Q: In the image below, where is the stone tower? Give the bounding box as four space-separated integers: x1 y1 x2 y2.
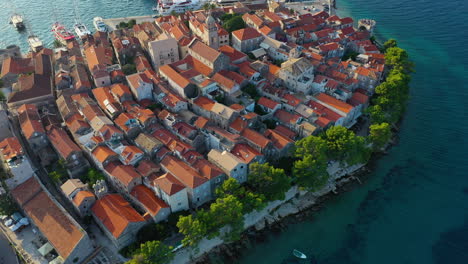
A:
205 13 219 49
93 179 109 199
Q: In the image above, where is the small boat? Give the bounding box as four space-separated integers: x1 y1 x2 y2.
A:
293 249 307 259
28 35 43 52
52 22 75 45
93 17 107 32
10 14 25 29
74 22 91 38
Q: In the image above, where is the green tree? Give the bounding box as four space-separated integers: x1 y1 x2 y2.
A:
0 195 18 215
209 195 244 241
122 64 137 75
367 104 387 124
0 91 5 101
81 168 105 187
248 163 290 201
49 159 67 183
369 122 392 151
322 126 370 165
293 155 328 190
223 16 245 33
177 214 207 247
383 39 398 51
216 178 265 214
127 241 174 264
295 136 327 158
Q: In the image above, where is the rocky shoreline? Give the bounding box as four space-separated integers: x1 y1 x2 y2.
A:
192 164 374 264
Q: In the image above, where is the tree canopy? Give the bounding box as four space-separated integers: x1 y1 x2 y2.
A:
126 241 174 264
383 39 398 51
247 162 290 201
322 126 370 165
216 178 265 214
293 154 329 190
0 194 18 215
223 15 245 33
369 122 392 150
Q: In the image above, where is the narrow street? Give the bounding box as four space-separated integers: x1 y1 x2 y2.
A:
0 230 18 264
7 114 83 225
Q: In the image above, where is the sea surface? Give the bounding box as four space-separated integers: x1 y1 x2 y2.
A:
1 0 467 264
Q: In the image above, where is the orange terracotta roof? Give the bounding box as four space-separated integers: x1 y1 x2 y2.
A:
72 190 95 207
258 97 279 110
241 128 271 149
193 96 215 111
47 127 81 159
91 194 145 238
159 64 190 88
136 160 160 177
232 27 262 41
219 45 247 62
105 162 142 187
92 146 117 163
11 177 85 259
131 185 168 216
212 72 237 91
0 137 23 160
265 129 293 150
161 155 207 188
194 116 209 129
153 172 185 195
110 83 132 98
192 158 223 180
188 39 221 64
315 93 353 113
231 143 262 164
120 145 144 164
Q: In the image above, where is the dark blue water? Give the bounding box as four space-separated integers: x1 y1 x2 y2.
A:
239 0 468 263
1 0 467 264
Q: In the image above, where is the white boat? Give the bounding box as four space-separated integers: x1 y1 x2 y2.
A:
93 17 107 32
10 14 25 29
293 249 307 259
74 22 91 38
156 0 203 15
27 35 43 52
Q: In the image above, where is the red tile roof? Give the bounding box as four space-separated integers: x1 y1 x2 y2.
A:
241 128 271 149
131 185 169 216
315 93 353 113
72 190 95 207
219 45 247 62
265 129 293 150
17 104 45 139
0 137 23 160
92 146 117 163
11 177 85 259
258 97 280 110
92 194 145 238
232 27 262 41
47 127 81 159
153 172 185 195
193 96 215 111
105 162 142 188
192 158 224 180
161 155 207 188
231 143 262 164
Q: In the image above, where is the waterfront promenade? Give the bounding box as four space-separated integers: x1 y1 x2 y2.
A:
103 15 155 31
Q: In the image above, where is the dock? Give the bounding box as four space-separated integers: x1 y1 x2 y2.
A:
103 15 155 31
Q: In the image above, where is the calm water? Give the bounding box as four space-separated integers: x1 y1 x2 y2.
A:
1 0 467 264
239 0 468 264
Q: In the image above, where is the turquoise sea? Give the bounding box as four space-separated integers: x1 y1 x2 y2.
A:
1 0 467 264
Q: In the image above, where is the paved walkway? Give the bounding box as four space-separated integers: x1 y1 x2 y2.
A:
103 16 155 31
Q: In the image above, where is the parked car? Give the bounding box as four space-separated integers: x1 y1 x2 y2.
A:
4 218 13 227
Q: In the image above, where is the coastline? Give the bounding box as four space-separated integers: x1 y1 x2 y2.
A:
169 161 373 264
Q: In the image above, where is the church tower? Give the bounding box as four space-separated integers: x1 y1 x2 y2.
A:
205 13 219 49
